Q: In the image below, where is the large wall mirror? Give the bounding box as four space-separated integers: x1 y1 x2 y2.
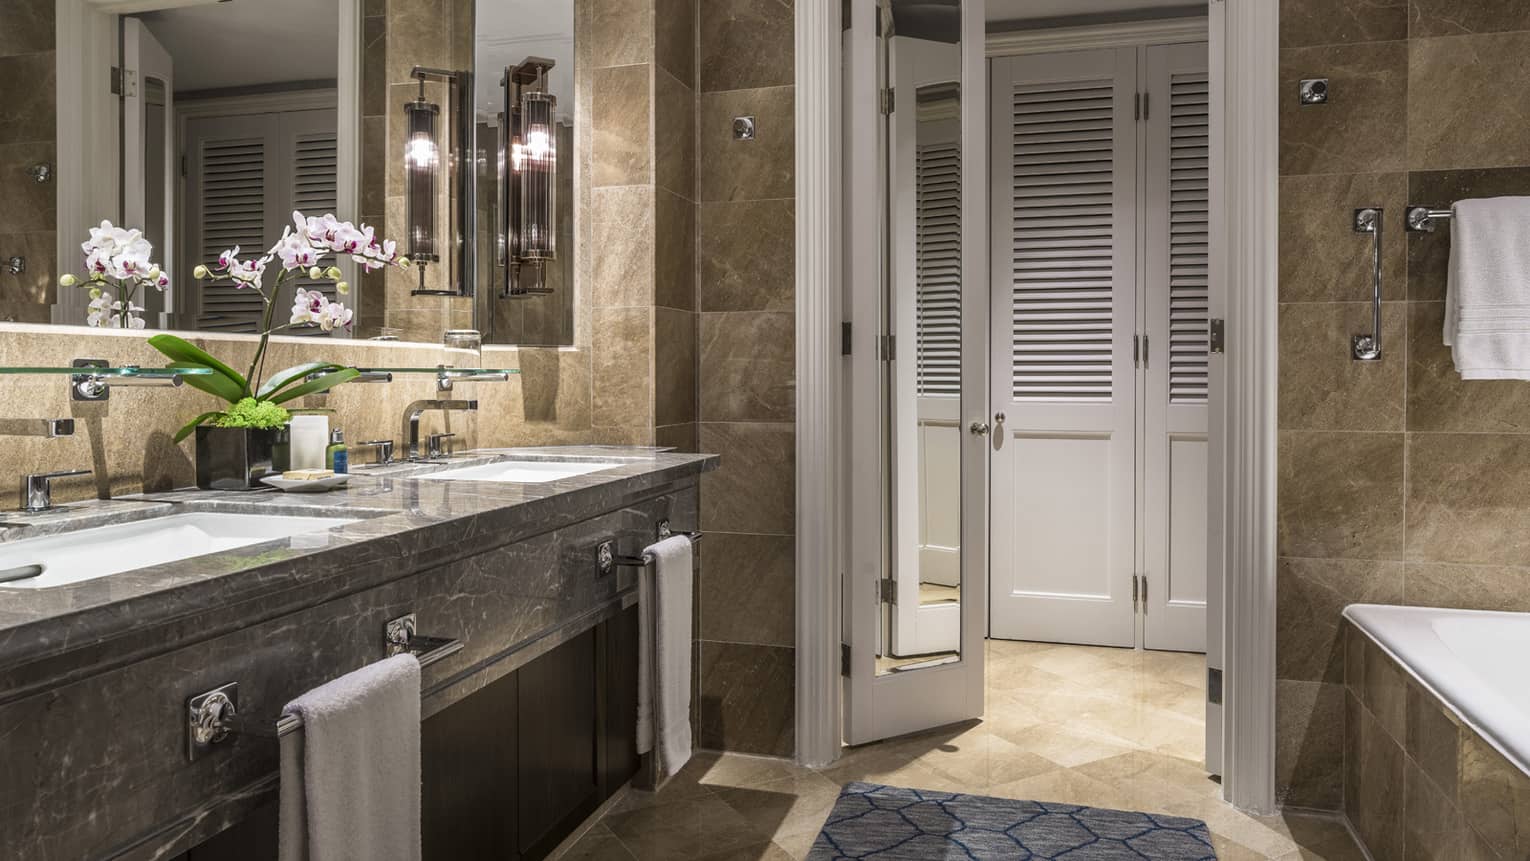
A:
0 0 575 348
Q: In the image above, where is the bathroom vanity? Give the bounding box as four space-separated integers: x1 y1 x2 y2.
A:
0 448 716 860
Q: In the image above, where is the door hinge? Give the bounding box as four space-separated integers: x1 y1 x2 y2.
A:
842 321 853 356
110 66 123 96
841 642 851 676
878 334 896 362
878 578 898 605
112 67 137 98
1209 318 1226 354
880 87 895 115
1207 667 1223 705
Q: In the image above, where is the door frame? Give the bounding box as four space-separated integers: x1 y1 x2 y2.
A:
794 0 1279 812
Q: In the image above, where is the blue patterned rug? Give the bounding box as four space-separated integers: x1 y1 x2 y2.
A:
807 782 1217 860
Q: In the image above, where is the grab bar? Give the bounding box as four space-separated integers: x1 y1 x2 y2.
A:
1352 207 1384 361
185 613 460 760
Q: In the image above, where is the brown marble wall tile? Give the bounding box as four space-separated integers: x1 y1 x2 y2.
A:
1278 431 1405 559
586 0 654 68
1404 562 1530 611
385 0 451 84
699 86 795 202
699 422 795 534
590 185 656 307
697 199 795 312
1458 729 1530 859
1407 301 1530 432
656 421 698 452
653 0 696 86
592 306 655 429
0 53 53 145
362 13 387 117
0 231 55 306
1279 173 1408 302
655 66 697 199
0 0 53 56
1410 0 1530 38
1346 689 1408 860
1277 558 1403 683
699 0 793 93
655 187 696 311
1279 303 1406 431
592 64 653 187
1360 633 1408 740
0 142 55 234
1277 680 1346 808
1279 0 1408 47
1279 42 1408 176
1407 682 1461 803
1407 758 1469 861
697 641 794 757
1409 32 1530 170
699 312 795 423
654 306 696 427
699 532 794 647
1406 433 1530 565
1407 167 1530 301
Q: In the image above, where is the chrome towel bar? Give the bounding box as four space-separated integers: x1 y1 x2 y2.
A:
184 613 460 760
1406 205 1452 233
596 519 702 576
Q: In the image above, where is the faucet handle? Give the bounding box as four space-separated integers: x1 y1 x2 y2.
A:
426 433 457 460
356 440 395 466
21 469 92 513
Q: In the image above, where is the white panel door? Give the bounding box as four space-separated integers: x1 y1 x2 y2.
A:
989 48 1138 647
1142 42 1210 652
122 17 174 326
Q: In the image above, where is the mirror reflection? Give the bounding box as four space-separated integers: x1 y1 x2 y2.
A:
878 0 964 675
0 0 575 347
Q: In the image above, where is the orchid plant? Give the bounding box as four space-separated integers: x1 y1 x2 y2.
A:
60 221 171 329
62 211 411 441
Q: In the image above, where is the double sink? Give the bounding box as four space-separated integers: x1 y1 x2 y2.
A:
0 452 632 590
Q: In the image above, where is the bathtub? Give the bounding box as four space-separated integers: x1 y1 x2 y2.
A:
1343 603 1530 776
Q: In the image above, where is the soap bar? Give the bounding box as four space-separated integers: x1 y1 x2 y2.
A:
281 469 335 481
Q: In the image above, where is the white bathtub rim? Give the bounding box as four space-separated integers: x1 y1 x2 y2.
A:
1342 603 1530 779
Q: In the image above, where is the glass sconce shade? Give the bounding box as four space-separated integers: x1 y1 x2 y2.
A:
404 98 441 262
518 91 557 262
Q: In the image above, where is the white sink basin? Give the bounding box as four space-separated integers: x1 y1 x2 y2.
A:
418 459 618 484
0 512 358 589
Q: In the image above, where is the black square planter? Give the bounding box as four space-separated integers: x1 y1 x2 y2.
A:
195 426 290 490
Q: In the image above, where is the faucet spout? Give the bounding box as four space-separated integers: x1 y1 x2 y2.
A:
401 399 477 460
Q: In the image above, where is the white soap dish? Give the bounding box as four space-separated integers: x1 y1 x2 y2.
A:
259 474 351 493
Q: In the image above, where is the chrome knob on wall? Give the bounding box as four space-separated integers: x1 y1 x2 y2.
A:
6 256 24 276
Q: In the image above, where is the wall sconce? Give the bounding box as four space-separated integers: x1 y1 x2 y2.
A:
405 66 476 297
498 58 558 298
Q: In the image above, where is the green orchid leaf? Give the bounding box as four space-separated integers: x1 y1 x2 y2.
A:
173 411 226 443
267 368 359 404
147 334 250 396
168 361 247 404
257 362 345 400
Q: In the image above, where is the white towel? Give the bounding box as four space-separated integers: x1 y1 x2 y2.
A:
1444 196 1530 379
278 653 422 861
636 535 694 782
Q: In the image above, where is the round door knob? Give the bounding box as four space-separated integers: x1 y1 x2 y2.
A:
969 421 991 436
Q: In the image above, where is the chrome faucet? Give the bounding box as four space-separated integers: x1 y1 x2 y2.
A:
401 399 477 461
0 418 75 438
22 469 92 513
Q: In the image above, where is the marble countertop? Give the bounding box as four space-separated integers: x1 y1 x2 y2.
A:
0 446 717 691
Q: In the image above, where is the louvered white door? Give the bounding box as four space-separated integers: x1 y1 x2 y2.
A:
182 108 339 332
988 48 1138 647
1141 43 1210 652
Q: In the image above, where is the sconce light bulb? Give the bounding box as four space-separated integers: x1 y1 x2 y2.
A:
526 129 552 162
406 135 438 169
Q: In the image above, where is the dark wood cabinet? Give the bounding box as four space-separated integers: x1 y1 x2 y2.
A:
178 610 641 861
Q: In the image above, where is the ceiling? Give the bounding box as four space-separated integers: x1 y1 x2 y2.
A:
138 0 338 93
474 0 573 125
987 0 1203 24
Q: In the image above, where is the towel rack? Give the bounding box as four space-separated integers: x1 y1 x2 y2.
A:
184 613 461 760
1406 205 1452 233
596 518 702 576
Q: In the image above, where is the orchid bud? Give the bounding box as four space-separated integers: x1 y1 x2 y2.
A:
398 256 412 269
326 266 343 280
59 274 78 287
335 281 350 295
193 264 210 279
89 287 102 299
308 266 323 280
147 266 161 281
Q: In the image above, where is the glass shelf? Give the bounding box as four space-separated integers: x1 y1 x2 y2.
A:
354 367 521 375
0 366 214 376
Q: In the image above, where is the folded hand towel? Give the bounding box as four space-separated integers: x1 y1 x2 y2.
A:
1445 197 1530 379
636 535 694 782
278 653 422 861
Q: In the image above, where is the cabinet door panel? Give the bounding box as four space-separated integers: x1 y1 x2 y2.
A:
422 670 519 860
518 629 600 856
600 606 642 793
